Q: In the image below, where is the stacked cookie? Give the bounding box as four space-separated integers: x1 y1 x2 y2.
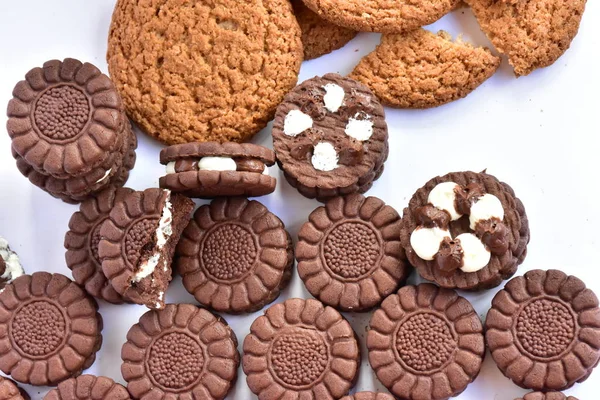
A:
6 58 136 204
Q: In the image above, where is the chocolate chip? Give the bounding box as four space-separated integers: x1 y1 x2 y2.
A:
475 218 509 255
415 204 451 229
436 237 464 274
290 143 314 161
234 158 265 174
455 182 486 215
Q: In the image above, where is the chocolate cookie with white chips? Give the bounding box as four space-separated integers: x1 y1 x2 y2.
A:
0 237 25 291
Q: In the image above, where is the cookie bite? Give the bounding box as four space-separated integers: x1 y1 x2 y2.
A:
44 375 131 400
399 171 529 291
0 237 25 292
515 393 578 400
272 73 388 201
176 197 293 314
243 298 360 399
159 142 276 198
368 284 485 400
0 376 29 400
486 270 600 391
98 188 195 309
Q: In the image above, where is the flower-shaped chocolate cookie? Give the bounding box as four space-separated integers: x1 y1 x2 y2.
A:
44 375 131 400
515 392 578 400
341 392 395 400
0 376 29 400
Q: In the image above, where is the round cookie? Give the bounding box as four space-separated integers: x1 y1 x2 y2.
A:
0 272 103 386
0 237 25 292
176 197 294 314
301 0 460 33
6 58 124 179
368 284 485 400
341 392 395 400
486 269 600 391
291 0 357 60
399 171 530 291
0 376 29 400
272 73 389 201
121 304 239 400
297 194 409 312
107 0 303 145
64 186 134 304
44 375 130 400
243 298 360 399
515 393 578 400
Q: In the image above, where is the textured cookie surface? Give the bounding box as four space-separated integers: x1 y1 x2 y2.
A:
0 376 29 400
177 198 293 314
292 0 357 60
107 0 303 145
515 392 578 400
466 0 586 76
350 30 501 108
341 392 395 400
121 304 239 400
297 194 408 311
486 270 600 391
44 375 131 400
0 273 102 386
243 298 360 399
368 284 485 400
302 0 460 33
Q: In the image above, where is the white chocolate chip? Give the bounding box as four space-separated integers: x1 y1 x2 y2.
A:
410 227 451 261
428 182 462 221
456 233 491 272
311 142 338 171
197 157 237 172
345 113 373 141
323 83 345 113
166 161 176 174
284 109 313 136
469 194 504 229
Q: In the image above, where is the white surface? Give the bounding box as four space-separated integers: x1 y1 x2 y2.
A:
1 1 600 399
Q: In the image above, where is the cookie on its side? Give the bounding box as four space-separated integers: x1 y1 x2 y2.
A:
350 29 501 109
0 376 29 400
516 393 578 400
44 375 131 400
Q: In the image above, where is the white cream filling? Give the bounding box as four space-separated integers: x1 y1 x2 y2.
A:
197 157 237 172
428 182 462 221
156 291 165 308
284 109 313 136
311 142 338 171
95 168 112 184
262 165 270 176
345 113 374 141
166 161 177 174
410 227 451 261
323 83 345 113
456 233 491 273
469 193 504 229
0 237 25 289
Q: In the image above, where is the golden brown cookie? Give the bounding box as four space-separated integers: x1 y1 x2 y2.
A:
107 0 303 145
291 0 357 60
301 0 460 33
350 30 501 109
465 0 587 76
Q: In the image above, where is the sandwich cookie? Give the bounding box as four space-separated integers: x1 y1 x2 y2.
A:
44 375 131 400
0 376 29 400
341 392 395 400
515 393 578 400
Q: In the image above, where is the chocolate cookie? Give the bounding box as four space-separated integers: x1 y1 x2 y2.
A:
399 171 529 291
65 186 134 303
515 393 578 400
0 376 29 400
107 0 302 145
0 272 103 386
340 392 395 400
6 58 124 179
291 0 357 60
176 197 293 314
159 142 277 198
466 0 586 76
368 284 485 400
44 375 131 400
486 270 600 391
98 188 195 309
301 0 460 33
0 237 25 292
350 30 501 109
297 194 408 312
243 298 360 399
272 73 388 201
121 304 239 400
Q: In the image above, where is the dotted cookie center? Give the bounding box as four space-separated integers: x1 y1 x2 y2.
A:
11 301 66 357
324 222 381 279
34 85 90 140
148 332 204 389
271 330 329 387
90 221 104 263
125 218 159 266
516 299 575 358
202 224 257 281
396 313 457 372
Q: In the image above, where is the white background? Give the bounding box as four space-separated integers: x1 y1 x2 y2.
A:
1 1 599 399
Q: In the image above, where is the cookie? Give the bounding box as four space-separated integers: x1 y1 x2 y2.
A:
0 237 25 292
341 392 394 400
6 58 124 179
98 188 195 309
515 393 578 400
176 197 293 314
297 194 409 312
65 186 135 304
44 375 130 400
243 298 360 399
0 376 29 400
349 29 501 109
272 73 388 201
301 0 460 33
465 0 586 76
486 269 600 391
107 0 303 145
121 304 239 400
291 0 357 60
368 284 485 400
399 171 529 291
0 272 103 386
159 142 276 198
